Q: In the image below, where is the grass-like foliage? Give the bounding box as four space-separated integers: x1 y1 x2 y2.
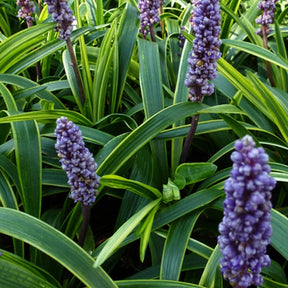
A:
0 0 288 287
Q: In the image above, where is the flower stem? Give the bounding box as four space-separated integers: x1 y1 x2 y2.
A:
179 114 200 164
78 204 91 247
261 25 275 87
179 89 202 164
38 0 42 13
66 38 86 106
150 26 156 42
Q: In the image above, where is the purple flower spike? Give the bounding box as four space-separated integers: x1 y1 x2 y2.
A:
218 135 276 288
43 0 75 40
55 117 100 206
17 0 36 24
255 0 278 35
138 0 163 38
185 0 221 102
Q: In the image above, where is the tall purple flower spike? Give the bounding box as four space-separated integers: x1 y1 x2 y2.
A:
55 117 100 206
17 0 36 24
255 0 278 35
184 0 221 102
43 0 75 39
138 0 163 38
218 135 276 288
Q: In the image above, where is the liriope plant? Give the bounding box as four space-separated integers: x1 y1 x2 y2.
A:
0 0 288 288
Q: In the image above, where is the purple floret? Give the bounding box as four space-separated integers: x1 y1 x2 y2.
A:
17 0 36 24
138 0 163 38
185 0 221 102
43 0 75 39
218 135 276 288
55 117 100 206
255 0 278 35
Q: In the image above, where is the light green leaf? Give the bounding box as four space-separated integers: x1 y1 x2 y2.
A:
174 163 217 189
199 245 222 288
139 203 160 262
100 175 162 199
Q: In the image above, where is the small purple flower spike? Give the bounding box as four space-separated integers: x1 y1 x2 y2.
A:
255 0 278 35
55 117 100 206
138 0 163 38
17 0 36 24
43 0 75 40
177 26 186 56
184 0 221 102
218 135 276 288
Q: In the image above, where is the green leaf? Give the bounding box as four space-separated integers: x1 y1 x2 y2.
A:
222 39 288 71
0 207 117 288
0 74 65 109
138 39 164 118
0 110 93 126
97 102 208 176
0 173 18 209
273 20 288 92
174 163 217 189
220 0 242 42
116 280 205 288
62 48 84 114
6 27 92 75
199 245 222 288
153 188 224 230
117 3 139 105
0 249 62 288
171 31 192 174
139 203 160 262
12 119 42 218
160 210 203 280
0 154 21 202
0 23 55 73
262 277 288 288
219 113 251 139
100 175 162 199
247 72 288 142
94 198 161 268
93 22 116 121
0 83 41 218
0 257 58 288
138 38 168 182
155 230 213 259
75 0 94 117
271 209 288 261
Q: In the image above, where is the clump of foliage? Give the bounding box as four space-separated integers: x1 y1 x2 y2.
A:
0 0 288 288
